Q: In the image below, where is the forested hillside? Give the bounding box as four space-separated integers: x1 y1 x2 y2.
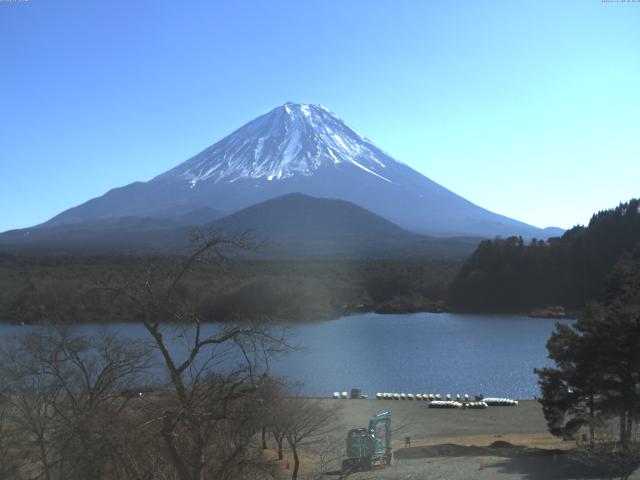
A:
0 255 460 324
447 199 640 312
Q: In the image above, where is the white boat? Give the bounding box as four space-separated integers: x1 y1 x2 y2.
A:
428 400 463 409
465 401 488 409
483 397 518 406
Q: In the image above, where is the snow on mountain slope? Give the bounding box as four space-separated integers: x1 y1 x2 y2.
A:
37 102 560 239
157 103 393 185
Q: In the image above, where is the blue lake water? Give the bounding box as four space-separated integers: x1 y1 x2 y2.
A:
0 312 568 399
274 312 567 399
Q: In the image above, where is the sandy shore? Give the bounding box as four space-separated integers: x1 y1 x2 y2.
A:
272 399 640 479
327 398 562 448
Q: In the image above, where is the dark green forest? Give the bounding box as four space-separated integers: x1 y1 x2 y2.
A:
0 255 459 324
3 199 639 323
448 199 640 313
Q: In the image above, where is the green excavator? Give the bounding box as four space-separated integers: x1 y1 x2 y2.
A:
341 411 392 472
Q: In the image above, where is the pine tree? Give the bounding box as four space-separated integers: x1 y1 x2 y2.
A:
536 246 640 447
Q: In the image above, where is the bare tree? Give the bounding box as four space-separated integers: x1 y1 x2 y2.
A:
280 395 341 480
311 434 346 478
0 328 153 480
105 231 291 480
0 342 58 480
0 231 292 480
0 403 23 480
269 411 288 462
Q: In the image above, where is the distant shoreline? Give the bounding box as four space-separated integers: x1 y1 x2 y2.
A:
2 308 578 326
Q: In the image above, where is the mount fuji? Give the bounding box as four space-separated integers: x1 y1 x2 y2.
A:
21 103 560 240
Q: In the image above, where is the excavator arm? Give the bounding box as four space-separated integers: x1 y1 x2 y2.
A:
343 411 392 473
368 411 392 460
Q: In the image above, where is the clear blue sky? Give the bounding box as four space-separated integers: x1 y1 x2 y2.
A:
1 0 638 232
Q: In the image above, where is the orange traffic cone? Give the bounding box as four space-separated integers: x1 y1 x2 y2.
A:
479 458 485 470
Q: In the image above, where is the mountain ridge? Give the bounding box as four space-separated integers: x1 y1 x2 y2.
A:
212 192 412 240
0 193 481 259
26 103 561 239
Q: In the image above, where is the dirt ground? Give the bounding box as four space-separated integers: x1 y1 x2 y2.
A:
273 399 640 480
328 399 561 448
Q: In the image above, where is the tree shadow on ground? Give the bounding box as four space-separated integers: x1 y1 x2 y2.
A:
396 442 640 480
486 451 638 480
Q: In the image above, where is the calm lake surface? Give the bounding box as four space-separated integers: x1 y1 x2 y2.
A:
274 312 567 399
0 312 568 399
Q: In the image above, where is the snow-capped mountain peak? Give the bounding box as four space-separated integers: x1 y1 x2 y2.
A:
36 102 557 239
158 103 395 186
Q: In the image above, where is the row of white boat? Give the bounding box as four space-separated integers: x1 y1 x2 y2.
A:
481 397 519 406
331 392 518 407
374 393 473 401
428 400 488 409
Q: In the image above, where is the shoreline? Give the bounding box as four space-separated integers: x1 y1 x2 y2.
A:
4 307 578 326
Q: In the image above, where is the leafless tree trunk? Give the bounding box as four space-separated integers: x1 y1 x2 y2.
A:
276 434 285 461
0 328 153 480
280 395 341 480
261 426 267 450
0 231 292 480
0 406 23 480
105 231 291 480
